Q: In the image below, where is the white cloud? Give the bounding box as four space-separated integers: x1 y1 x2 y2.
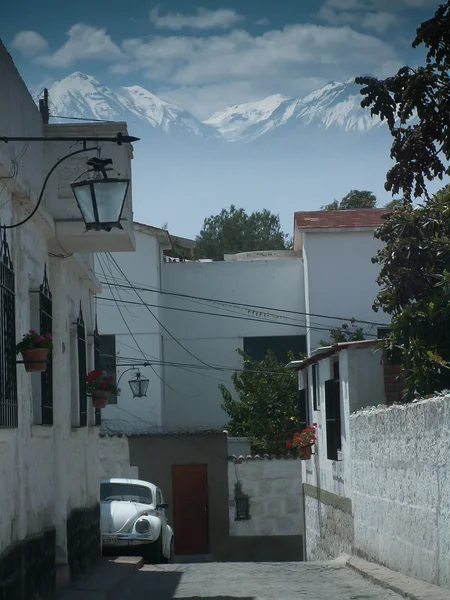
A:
149 7 244 30
361 11 399 34
11 31 49 58
36 24 124 68
255 18 271 26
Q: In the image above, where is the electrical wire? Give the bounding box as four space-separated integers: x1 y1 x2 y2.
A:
98 255 208 396
94 273 389 329
96 295 379 339
106 253 215 368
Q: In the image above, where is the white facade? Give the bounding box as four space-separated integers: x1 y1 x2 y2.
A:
300 228 386 352
96 224 171 434
97 244 305 433
0 41 135 588
228 458 303 537
291 342 385 560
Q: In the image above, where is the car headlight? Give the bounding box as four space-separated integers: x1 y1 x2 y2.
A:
135 518 150 534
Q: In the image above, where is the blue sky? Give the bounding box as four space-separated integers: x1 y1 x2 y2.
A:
2 0 438 119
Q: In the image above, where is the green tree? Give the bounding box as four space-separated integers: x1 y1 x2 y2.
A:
356 2 450 200
195 205 289 261
220 349 302 456
384 198 405 210
372 185 450 396
319 322 365 347
322 190 377 210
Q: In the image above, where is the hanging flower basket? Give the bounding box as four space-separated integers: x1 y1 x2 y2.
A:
298 444 313 460
86 370 121 409
20 348 50 372
286 424 317 461
16 330 53 372
92 390 110 408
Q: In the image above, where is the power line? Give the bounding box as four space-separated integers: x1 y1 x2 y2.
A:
106 253 215 367
95 275 389 329
97 295 379 339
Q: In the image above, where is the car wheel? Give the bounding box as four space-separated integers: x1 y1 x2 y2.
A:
161 539 174 564
143 535 162 564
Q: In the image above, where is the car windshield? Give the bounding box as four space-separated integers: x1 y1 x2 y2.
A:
100 483 153 505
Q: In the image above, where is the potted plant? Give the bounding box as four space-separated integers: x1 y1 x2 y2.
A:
286 424 317 460
16 330 53 372
86 370 120 408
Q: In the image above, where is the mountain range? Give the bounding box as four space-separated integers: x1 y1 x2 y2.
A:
36 72 383 143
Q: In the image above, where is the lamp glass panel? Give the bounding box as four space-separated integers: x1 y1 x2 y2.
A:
93 181 128 224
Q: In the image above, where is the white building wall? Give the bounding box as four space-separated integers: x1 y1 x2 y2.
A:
302 230 386 353
228 459 303 537
300 345 385 560
0 43 127 570
351 396 450 590
96 230 165 433
162 258 305 431
98 435 139 480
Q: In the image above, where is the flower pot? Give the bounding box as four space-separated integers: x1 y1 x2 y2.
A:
298 444 312 460
92 390 110 408
21 348 49 372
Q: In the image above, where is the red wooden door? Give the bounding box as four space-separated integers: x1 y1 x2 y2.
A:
172 464 209 555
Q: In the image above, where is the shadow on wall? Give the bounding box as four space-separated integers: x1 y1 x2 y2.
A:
122 569 254 599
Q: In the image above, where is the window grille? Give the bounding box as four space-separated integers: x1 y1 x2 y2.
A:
325 360 342 460
0 229 17 427
235 497 250 521
39 266 53 425
93 323 101 426
298 388 309 431
77 305 87 427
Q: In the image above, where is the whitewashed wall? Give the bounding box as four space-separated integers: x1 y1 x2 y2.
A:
96 229 165 434
0 44 104 565
162 258 305 431
98 435 139 480
351 396 450 590
300 344 385 560
228 458 303 537
302 230 385 353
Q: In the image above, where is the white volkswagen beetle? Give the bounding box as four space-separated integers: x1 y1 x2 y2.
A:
100 478 174 563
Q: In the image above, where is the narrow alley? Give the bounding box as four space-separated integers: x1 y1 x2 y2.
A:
116 561 403 600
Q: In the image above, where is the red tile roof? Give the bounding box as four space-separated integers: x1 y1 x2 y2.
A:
294 209 388 230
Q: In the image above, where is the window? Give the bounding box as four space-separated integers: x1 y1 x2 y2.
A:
298 387 310 431
0 230 17 428
100 483 153 505
325 357 342 461
97 334 117 405
235 497 250 521
93 324 101 426
243 335 307 364
39 266 53 425
77 305 87 427
312 363 319 410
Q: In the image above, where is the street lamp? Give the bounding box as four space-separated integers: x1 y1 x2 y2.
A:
71 157 130 232
116 366 150 398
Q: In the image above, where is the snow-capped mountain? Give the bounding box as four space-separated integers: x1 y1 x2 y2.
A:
206 79 383 142
35 73 384 143
37 72 217 139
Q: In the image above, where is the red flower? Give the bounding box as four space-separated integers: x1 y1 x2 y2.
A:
37 336 45 343
91 370 102 378
101 380 108 389
313 422 318 427
286 442 292 449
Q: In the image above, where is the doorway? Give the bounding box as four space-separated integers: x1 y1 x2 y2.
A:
172 464 209 555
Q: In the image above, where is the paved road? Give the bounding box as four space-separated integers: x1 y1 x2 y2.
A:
121 561 403 599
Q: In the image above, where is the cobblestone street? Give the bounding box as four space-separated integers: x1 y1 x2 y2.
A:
119 561 404 599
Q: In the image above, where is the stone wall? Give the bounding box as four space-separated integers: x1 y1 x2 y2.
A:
350 396 450 589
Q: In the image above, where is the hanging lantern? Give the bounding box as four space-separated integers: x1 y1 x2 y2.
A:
128 371 149 398
71 157 129 232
